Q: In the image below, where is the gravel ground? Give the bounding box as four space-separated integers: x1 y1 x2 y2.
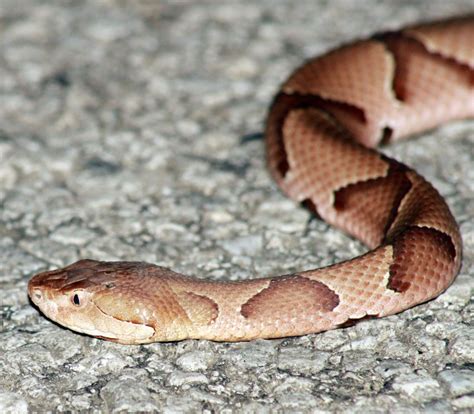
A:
1 1 473 412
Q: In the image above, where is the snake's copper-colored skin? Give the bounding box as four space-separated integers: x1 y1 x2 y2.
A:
29 18 473 344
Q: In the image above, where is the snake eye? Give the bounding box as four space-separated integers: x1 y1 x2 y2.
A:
72 293 81 306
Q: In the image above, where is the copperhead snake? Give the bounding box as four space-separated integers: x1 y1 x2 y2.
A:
28 17 473 344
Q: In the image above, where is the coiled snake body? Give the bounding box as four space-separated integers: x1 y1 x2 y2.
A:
29 18 473 344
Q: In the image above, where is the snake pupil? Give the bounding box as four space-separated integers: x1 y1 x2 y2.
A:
72 294 80 306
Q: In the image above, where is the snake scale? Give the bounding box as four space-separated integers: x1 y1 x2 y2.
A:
28 17 473 344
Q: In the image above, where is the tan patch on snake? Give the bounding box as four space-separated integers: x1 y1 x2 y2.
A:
333 161 412 247
240 276 339 322
404 17 474 67
389 226 456 293
265 93 367 182
177 291 219 326
383 30 474 102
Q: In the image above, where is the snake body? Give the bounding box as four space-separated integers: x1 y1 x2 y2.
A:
28 18 473 344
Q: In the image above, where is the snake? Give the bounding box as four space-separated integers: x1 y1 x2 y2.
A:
28 17 473 344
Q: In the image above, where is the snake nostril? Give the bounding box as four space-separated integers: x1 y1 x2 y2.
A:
32 289 43 302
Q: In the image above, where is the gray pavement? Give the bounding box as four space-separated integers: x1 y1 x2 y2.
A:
1 0 473 412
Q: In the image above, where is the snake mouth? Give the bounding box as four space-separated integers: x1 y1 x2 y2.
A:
95 335 120 342
87 298 156 343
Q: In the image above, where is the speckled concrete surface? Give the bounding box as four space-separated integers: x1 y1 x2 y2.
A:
1 1 473 412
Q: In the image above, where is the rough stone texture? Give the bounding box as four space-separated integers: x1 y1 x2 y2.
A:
1 0 473 412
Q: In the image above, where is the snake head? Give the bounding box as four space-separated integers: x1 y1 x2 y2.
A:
28 259 160 344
